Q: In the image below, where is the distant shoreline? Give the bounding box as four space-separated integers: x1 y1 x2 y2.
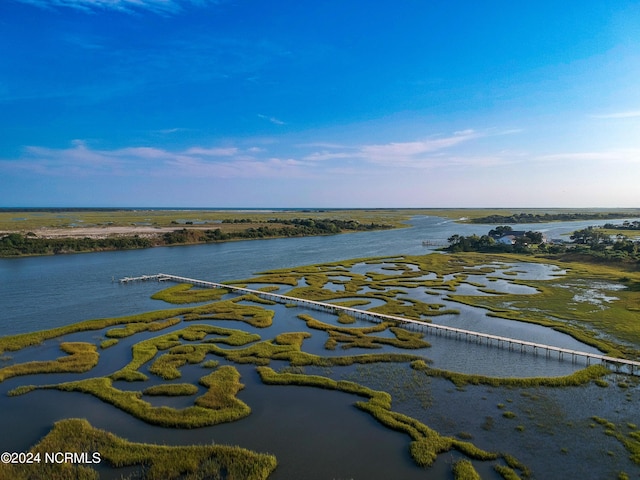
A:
0 219 397 258
3 208 640 258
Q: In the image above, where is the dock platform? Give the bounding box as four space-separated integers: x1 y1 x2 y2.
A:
119 272 640 375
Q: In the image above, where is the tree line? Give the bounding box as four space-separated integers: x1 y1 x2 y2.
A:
0 218 393 256
603 221 640 231
445 225 640 263
0 233 153 256
471 212 632 224
569 227 639 256
446 231 548 254
162 218 392 244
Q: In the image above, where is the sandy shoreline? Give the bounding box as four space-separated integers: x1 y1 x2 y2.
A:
1 226 210 239
0 223 283 240
35 226 181 239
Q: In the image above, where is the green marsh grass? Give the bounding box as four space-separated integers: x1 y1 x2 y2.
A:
0 207 428 232
105 317 181 338
411 360 610 388
592 416 640 464
453 459 481 480
196 366 250 413
47 368 251 428
298 312 429 350
14 327 259 428
191 326 422 367
183 297 275 328
337 312 357 324
150 347 208 380
143 383 199 396
369 297 458 318
7 385 37 396
230 274 300 286
239 293 277 305
111 324 260 381
0 308 193 354
0 342 98 382
151 284 228 304
100 338 119 349
333 299 373 308
297 313 393 334
0 296 271 354
494 464 522 480
0 418 276 480
325 328 430 351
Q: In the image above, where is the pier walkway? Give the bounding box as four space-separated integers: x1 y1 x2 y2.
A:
120 273 640 375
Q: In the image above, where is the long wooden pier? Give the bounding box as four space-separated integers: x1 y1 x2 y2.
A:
120 273 640 375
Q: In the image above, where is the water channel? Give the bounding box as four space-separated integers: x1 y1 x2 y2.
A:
1 215 639 479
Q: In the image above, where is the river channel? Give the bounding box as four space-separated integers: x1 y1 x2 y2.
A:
1 215 640 479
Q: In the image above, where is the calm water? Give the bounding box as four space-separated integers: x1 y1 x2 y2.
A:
3 215 636 335
1 215 639 479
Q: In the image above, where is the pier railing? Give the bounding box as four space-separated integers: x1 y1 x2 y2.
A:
119 273 640 375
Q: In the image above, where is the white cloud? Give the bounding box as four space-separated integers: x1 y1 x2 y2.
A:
257 114 286 126
431 155 511 169
164 154 310 179
298 142 347 149
302 150 359 162
1 140 313 180
296 129 500 174
0 129 508 185
360 130 480 165
14 141 132 176
296 129 527 172
116 147 171 159
154 128 189 135
301 129 482 168
184 147 239 157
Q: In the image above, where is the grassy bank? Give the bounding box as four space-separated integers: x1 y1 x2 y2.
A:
0 418 277 480
411 360 610 388
0 308 194 354
150 284 229 304
41 366 251 429
0 342 98 382
0 297 272 355
297 313 431 350
110 324 260 381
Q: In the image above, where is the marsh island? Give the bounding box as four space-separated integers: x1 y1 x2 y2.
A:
1 244 640 479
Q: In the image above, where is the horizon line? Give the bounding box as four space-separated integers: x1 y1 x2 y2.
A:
1 206 640 211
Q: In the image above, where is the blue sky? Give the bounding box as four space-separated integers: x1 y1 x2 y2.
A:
1 0 639 207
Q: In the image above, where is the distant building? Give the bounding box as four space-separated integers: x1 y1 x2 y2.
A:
497 230 547 245
498 235 518 245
